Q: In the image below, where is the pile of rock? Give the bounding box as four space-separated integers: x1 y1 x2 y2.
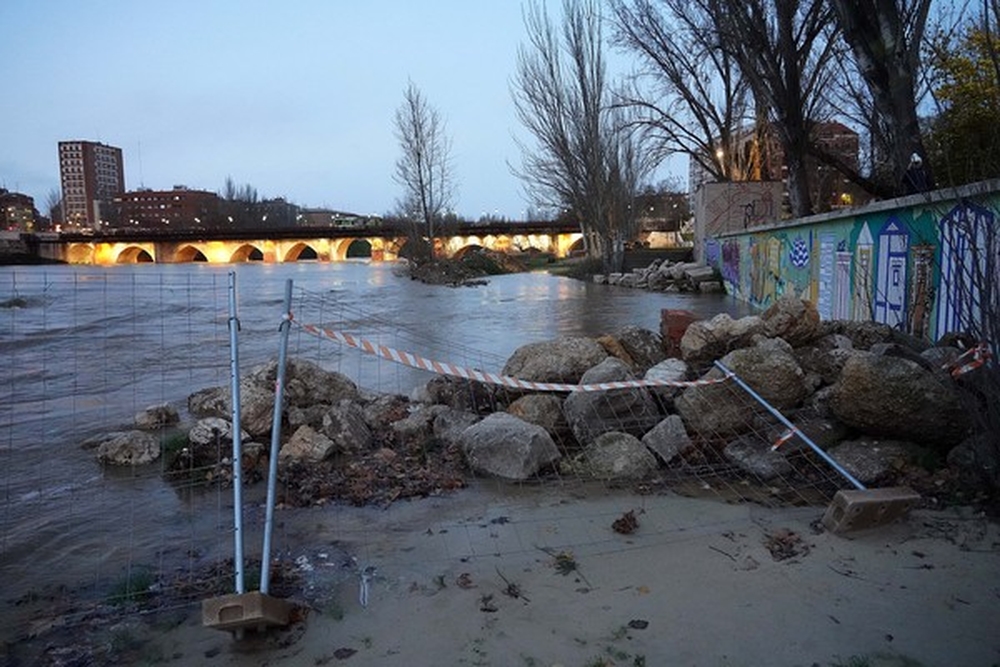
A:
91 293 997 507
593 258 724 293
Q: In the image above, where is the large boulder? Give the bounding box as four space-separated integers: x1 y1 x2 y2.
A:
947 433 1000 496
184 379 275 437
828 352 971 447
188 417 249 447
760 294 822 347
827 438 918 486
641 415 694 465
793 335 858 386
134 403 180 430
459 412 561 480
279 425 338 464
94 430 161 466
249 357 359 407
572 431 658 480
643 357 690 410
430 405 482 446
723 436 793 481
563 357 661 446
321 400 373 454
609 326 666 373
506 394 572 448
820 320 929 353
502 337 608 384
424 375 496 413
680 313 764 365
675 340 807 437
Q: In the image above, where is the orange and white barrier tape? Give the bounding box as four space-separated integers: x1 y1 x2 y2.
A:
944 342 992 378
297 322 732 392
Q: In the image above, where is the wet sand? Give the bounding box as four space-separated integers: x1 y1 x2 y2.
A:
145 484 1000 667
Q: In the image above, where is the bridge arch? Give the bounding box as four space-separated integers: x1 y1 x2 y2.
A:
174 244 210 262
115 246 154 263
282 242 319 262
66 243 95 264
230 244 265 262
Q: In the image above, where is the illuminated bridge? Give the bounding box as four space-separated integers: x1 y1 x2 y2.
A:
29 221 586 265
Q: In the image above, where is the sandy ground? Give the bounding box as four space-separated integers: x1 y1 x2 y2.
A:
142 484 999 667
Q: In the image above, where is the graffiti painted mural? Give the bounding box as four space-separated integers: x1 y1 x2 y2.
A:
703 180 999 341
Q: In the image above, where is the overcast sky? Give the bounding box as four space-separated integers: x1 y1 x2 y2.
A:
1 1 684 221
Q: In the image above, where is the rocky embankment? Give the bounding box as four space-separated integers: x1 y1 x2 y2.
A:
86 294 998 511
594 257 725 293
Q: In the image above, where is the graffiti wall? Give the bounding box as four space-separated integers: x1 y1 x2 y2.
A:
706 180 1000 341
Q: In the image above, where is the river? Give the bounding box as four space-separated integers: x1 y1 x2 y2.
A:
0 260 748 644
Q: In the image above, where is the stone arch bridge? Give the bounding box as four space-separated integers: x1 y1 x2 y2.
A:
31 222 585 265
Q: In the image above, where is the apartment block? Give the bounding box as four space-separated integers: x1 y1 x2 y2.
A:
58 140 125 229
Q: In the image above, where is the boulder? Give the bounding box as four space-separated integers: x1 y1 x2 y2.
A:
279 425 338 463
947 433 1000 495
761 294 822 347
188 417 249 447
611 326 666 373
506 394 572 447
362 394 411 430
502 337 608 384
184 380 274 437
821 320 929 353
828 352 971 447
675 341 807 437
723 437 792 481
134 403 180 430
680 313 765 365
574 431 658 480
249 357 359 407
827 438 917 486
96 430 161 466
321 400 373 454
390 405 435 446
187 386 229 419
425 375 496 413
430 405 482 446
643 357 690 409
641 415 694 465
563 358 661 446
793 336 858 386
459 412 561 480
288 404 332 432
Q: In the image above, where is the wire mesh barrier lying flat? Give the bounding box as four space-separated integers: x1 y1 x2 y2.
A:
1 266 849 663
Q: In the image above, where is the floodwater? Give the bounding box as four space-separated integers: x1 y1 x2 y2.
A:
0 260 749 644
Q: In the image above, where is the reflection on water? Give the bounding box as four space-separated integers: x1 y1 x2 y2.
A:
0 261 750 641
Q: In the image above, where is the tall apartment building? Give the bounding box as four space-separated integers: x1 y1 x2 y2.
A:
58 140 125 229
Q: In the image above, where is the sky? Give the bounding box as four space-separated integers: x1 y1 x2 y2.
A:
0 1 684 221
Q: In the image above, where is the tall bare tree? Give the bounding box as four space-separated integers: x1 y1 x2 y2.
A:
512 0 650 273
829 0 935 194
706 0 840 217
610 0 757 183
393 80 456 261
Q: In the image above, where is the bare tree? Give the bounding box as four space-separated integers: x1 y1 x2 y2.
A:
393 80 456 261
829 0 935 194
706 0 840 217
610 0 757 183
45 188 62 227
512 0 651 273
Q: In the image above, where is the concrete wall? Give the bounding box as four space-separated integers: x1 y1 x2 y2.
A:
705 179 1000 342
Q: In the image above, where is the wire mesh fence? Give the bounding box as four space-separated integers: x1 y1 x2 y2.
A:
0 265 849 664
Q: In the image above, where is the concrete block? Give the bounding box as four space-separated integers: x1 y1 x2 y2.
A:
202 591 294 633
822 486 921 534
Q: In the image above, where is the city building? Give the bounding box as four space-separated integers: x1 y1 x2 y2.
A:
0 188 38 231
58 140 125 229
115 186 222 229
688 121 871 216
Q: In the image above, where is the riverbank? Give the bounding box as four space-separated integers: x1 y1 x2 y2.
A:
13 485 999 667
